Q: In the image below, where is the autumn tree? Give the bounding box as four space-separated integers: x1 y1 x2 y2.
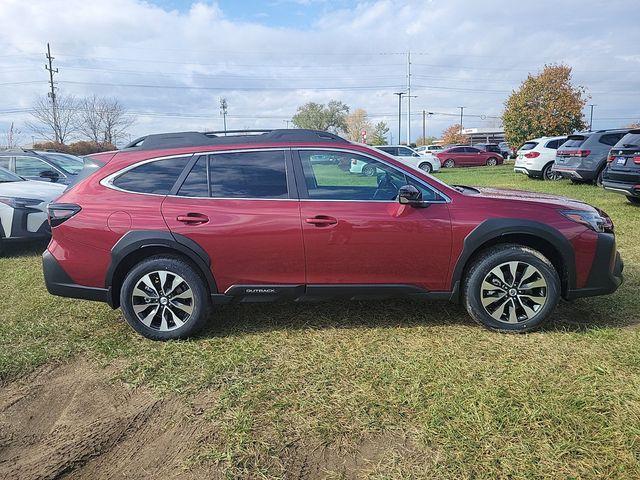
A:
503 64 588 149
370 121 390 145
626 122 640 129
441 124 468 145
345 108 372 142
291 100 349 133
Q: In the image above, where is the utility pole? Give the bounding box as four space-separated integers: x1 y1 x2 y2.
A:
422 110 433 143
406 51 411 145
588 104 596 131
219 98 228 135
45 43 60 143
394 92 405 145
459 106 465 134
283 119 290 128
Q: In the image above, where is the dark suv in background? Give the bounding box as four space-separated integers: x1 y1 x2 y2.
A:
602 129 640 205
552 129 629 185
0 149 84 185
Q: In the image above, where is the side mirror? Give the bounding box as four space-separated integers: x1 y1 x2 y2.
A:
40 170 60 182
398 184 426 207
412 152 420 157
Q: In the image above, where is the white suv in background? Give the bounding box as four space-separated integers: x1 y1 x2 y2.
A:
514 136 567 180
374 145 441 173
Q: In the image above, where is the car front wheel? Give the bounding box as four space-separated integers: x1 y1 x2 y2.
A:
463 244 560 332
486 157 498 166
418 162 432 173
120 255 211 340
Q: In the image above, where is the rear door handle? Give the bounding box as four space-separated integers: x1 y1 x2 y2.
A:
305 215 338 226
177 213 209 225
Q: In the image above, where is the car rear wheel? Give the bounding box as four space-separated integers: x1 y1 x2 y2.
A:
418 162 432 173
542 163 561 181
443 159 455 168
486 157 498 166
120 255 211 340
627 196 640 205
463 244 560 333
362 164 377 177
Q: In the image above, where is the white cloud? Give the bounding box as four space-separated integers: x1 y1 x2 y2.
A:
0 0 639 145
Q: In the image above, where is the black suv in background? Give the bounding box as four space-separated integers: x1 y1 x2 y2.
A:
474 143 503 156
552 129 629 185
602 129 640 205
0 149 84 185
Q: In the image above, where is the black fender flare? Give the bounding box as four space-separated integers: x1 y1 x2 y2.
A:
450 218 576 297
106 230 218 306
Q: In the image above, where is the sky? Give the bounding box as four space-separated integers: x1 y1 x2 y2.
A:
0 0 639 146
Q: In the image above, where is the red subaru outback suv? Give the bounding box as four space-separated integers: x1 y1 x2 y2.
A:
43 130 623 340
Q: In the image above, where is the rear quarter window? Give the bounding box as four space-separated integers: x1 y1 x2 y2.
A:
112 156 190 194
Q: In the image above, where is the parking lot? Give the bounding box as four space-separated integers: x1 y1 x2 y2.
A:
0 164 638 479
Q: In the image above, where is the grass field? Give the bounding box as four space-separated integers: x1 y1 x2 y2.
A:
1 164 639 478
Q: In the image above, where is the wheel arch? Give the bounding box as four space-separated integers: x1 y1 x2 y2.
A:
106 230 217 308
450 219 575 301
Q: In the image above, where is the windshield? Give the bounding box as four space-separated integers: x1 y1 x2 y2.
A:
40 152 84 174
0 166 22 183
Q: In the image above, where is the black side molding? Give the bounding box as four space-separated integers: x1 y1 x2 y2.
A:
449 218 577 300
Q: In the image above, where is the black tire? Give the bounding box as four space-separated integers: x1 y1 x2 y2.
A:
362 164 377 177
627 196 640 205
120 255 211 340
486 157 498 166
542 162 561 181
595 167 605 187
443 159 455 168
418 162 432 173
463 244 560 333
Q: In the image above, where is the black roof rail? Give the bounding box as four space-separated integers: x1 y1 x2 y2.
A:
124 129 349 150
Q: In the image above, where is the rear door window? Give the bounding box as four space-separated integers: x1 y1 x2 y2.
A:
15 156 54 177
112 156 190 194
545 139 562 149
378 146 397 155
396 147 415 156
209 150 288 199
0 156 9 169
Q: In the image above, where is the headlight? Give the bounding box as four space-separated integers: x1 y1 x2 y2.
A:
0 197 43 208
561 209 614 233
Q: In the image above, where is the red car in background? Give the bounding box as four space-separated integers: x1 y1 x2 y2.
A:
436 146 504 168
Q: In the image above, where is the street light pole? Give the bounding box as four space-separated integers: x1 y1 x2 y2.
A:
589 104 596 131
459 106 464 134
394 92 405 144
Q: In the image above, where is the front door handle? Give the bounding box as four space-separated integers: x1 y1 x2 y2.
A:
177 213 209 225
305 215 338 226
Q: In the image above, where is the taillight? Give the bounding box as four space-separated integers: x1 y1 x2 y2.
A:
607 155 615 163
524 151 540 158
634 156 640 165
48 203 81 227
560 149 591 157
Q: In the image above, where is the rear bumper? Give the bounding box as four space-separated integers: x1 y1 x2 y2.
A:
565 233 623 300
514 166 542 177
42 249 111 304
551 165 596 181
602 180 640 198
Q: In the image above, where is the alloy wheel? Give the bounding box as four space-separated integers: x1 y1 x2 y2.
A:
419 162 432 173
131 270 194 331
444 159 455 168
480 261 548 324
487 158 497 166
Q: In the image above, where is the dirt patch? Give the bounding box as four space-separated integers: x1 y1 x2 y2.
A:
0 361 424 479
0 361 216 480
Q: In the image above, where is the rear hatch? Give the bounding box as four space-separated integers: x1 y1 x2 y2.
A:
556 134 589 166
605 130 640 181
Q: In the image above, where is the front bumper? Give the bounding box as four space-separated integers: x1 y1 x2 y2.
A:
565 233 623 300
42 249 111 304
